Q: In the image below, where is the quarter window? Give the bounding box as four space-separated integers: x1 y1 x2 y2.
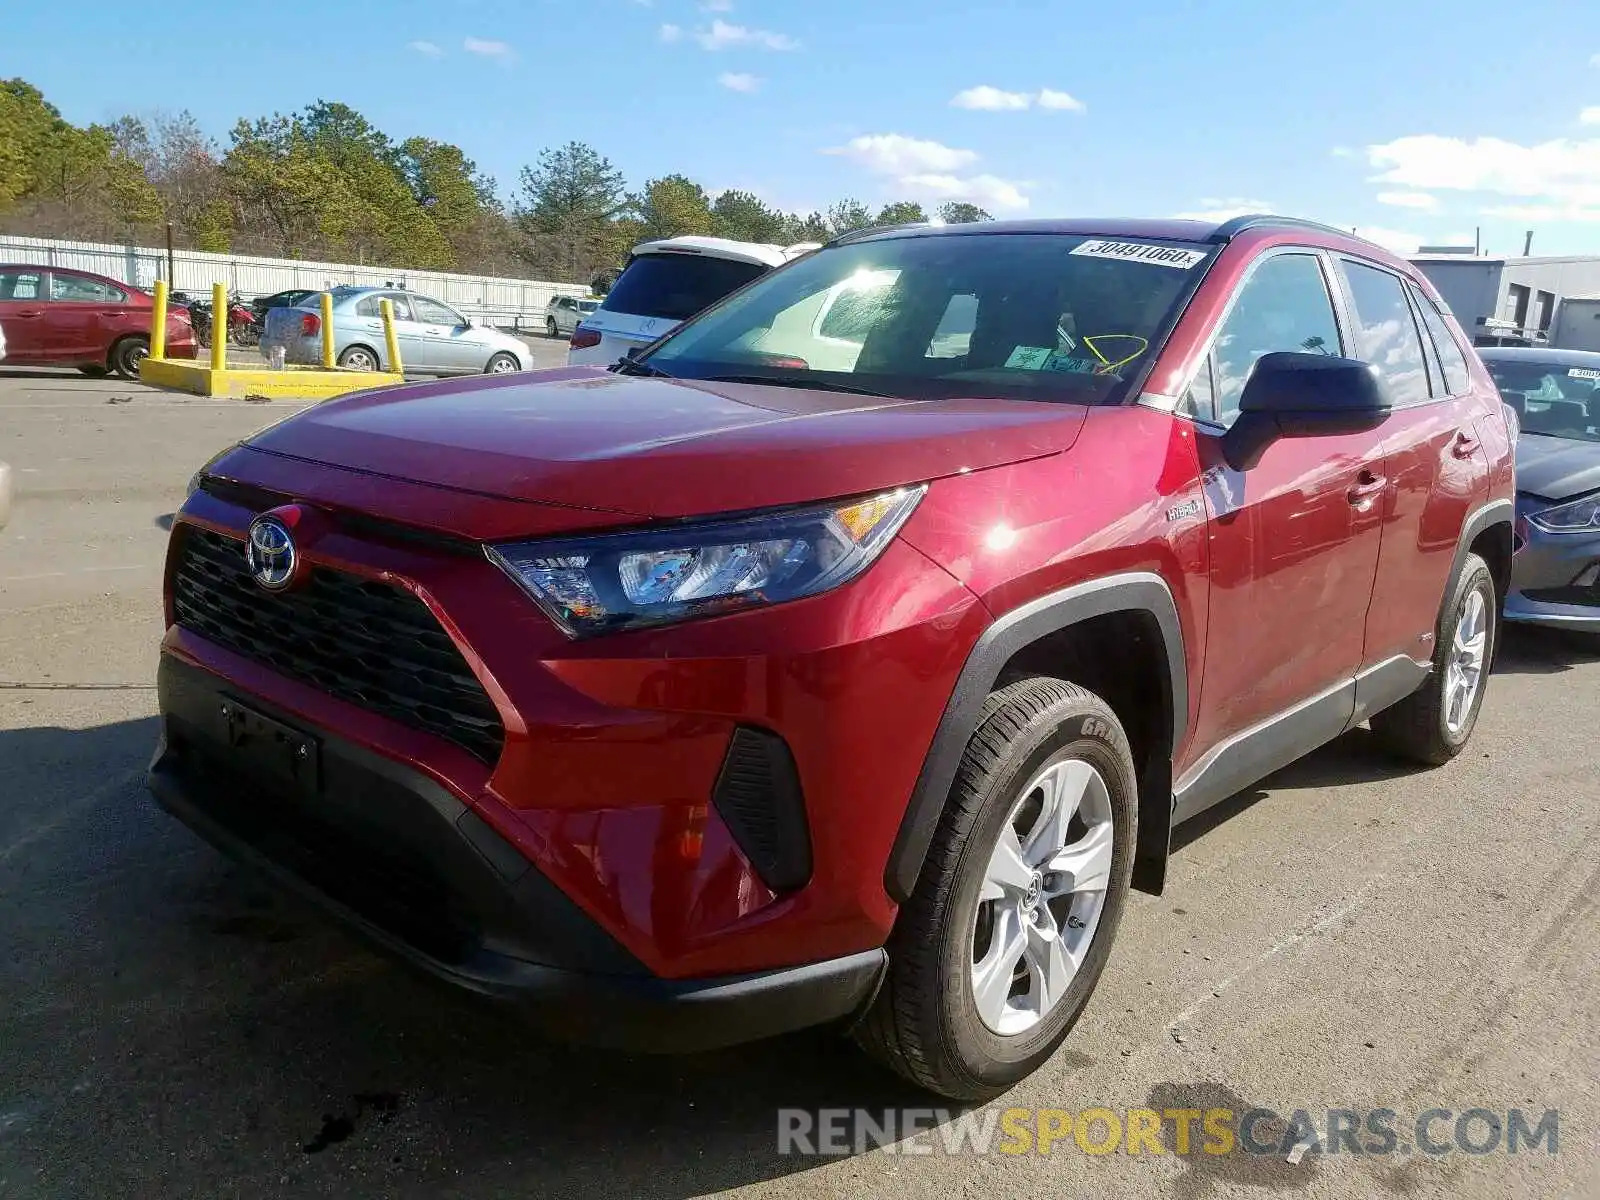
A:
1211 253 1343 424
1339 261 1432 406
1409 284 1471 396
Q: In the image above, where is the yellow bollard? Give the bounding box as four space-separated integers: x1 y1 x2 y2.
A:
210 282 227 372
380 298 403 375
320 291 335 369
150 279 168 361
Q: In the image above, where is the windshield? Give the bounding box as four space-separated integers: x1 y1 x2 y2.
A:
1484 357 1600 443
641 232 1214 404
602 252 770 321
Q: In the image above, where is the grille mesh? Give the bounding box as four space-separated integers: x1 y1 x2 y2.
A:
171 526 505 764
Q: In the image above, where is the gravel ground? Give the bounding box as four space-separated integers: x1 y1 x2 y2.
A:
0 363 1595 1199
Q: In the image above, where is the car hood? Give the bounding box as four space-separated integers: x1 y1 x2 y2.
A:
1516 433 1600 501
241 367 1086 521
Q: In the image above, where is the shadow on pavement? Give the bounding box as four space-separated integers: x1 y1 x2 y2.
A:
1493 623 1600 676
0 716 930 1199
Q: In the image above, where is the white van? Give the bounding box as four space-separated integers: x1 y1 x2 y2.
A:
567 236 819 366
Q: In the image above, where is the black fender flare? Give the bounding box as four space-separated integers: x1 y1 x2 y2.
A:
883 571 1188 903
1449 498 1515 600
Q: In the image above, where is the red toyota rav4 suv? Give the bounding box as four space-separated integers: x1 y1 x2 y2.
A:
151 216 1514 1100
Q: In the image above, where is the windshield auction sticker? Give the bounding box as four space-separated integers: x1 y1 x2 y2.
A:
1070 240 1207 269
1567 367 1600 380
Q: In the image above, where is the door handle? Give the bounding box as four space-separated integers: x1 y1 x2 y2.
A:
15 310 42 318
1347 471 1387 508
1452 432 1480 459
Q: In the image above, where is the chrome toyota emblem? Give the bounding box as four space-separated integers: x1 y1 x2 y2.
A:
245 514 296 591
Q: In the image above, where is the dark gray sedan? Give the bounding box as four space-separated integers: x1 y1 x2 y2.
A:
1481 347 1600 636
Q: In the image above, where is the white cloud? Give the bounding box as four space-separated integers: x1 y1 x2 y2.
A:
826 133 978 175
1582 107 1600 125
949 86 1085 112
1592 52 1600 66
659 22 682 41
1366 133 1600 222
407 40 442 56
695 19 799 51
903 173 1029 213
463 37 513 59
718 71 760 93
1482 202 1600 223
1036 88 1086 112
1376 190 1440 210
951 86 1032 111
1173 197 1274 222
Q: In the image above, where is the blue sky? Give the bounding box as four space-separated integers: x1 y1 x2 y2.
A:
5 0 1600 256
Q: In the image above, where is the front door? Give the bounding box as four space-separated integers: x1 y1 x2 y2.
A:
44 270 132 363
408 295 478 372
0 268 50 360
1178 250 1389 809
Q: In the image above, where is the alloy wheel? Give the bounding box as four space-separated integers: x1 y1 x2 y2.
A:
1445 587 1488 737
970 753 1115 1036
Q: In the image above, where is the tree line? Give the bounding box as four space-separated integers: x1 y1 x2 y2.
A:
0 79 992 286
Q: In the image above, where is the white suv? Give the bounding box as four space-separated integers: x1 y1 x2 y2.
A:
545 295 600 338
567 236 819 367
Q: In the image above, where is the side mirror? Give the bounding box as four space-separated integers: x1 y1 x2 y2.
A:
1222 352 1391 470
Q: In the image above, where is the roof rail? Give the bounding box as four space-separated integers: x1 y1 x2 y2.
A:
823 221 932 248
1207 214 1359 244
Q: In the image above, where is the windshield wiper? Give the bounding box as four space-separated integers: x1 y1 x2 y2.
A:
610 356 673 378
704 373 893 398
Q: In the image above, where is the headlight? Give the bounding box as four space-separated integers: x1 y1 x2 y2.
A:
488 485 926 636
1527 493 1600 533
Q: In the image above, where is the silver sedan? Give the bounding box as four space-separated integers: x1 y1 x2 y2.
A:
261 286 531 376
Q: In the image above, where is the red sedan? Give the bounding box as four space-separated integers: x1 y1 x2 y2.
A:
0 264 198 379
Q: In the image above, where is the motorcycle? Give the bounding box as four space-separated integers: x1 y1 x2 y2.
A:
182 291 261 348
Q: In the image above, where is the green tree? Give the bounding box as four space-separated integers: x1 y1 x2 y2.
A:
937 201 992 224
0 79 64 209
515 141 631 281
825 198 874 236
633 173 713 241
710 189 787 243
876 200 927 225
782 211 831 243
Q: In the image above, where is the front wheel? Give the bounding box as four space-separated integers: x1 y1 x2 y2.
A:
110 336 149 380
855 677 1136 1101
546 317 559 337
1370 553 1497 764
484 352 520 375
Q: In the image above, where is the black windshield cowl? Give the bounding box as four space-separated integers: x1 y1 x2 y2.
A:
610 357 674 378
703 373 895 399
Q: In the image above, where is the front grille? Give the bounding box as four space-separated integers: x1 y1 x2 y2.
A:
171 526 505 763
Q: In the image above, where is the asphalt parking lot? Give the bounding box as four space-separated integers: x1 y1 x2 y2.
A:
1 361 1596 1200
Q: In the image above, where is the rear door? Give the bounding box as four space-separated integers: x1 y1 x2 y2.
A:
1181 249 1389 792
46 270 132 363
1342 261 1489 675
0 268 50 359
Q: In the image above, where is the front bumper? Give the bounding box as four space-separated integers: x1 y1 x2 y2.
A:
150 654 885 1052
1506 519 1600 635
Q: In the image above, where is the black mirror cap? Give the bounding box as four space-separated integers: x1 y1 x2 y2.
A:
1238 351 1391 417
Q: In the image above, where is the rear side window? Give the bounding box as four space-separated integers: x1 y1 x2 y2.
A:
603 253 769 322
1409 284 1472 396
1338 261 1432 406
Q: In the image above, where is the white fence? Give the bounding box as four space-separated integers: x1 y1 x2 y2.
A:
0 235 587 332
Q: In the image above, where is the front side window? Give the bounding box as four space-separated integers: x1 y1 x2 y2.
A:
0 270 44 301
50 273 126 303
1211 253 1343 424
1340 261 1432 406
642 233 1216 405
410 296 461 325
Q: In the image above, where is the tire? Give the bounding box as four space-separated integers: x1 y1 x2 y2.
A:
110 336 149 380
338 345 380 372
1370 552 1496 765
546 317 559 338
78 365 108 378
484 351 520 375
855 677 1137 1101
